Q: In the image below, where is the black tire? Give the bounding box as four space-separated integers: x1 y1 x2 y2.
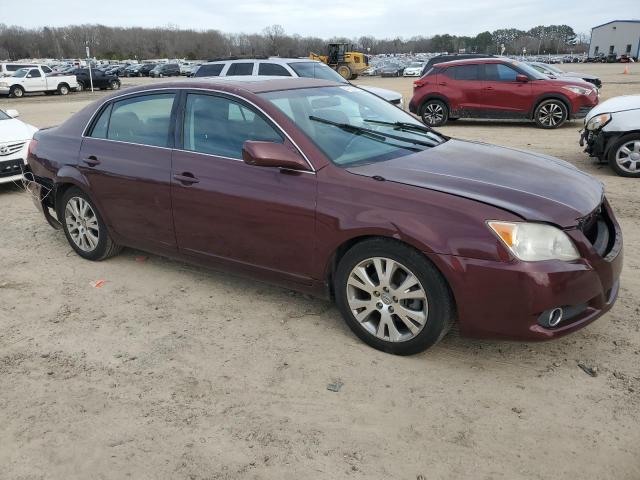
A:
337 65 352 80
110 80 120 90
334 238 455 355
533 99 568 129
60 187 122 261
420 99 449 127
10 85 24 98
75 82 84 92
58 84 70 95
608 133 640 178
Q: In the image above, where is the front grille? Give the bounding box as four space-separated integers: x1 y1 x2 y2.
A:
0 159 24 178
580 203 615 257
0 141 26 157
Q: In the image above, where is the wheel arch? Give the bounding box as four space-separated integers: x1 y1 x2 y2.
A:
418 94 450 115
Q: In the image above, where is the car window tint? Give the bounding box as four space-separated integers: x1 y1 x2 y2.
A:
107 93 175 147
196 64 224 77
258 63 291 76
452 64 479 80
89 104 112 139
226 63 254 76
289 62 347 83
183 94 282 159
41 66 52 74
484 64 518 82
29 69 42 78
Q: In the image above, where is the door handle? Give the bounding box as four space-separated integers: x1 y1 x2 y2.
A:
173 172 200 185
438 82 447 86
83 155 100 166
484 86 494 91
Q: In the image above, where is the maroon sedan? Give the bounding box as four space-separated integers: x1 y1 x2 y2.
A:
26 78 622 355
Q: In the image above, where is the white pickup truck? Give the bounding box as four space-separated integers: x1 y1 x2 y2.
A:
0 65 78 98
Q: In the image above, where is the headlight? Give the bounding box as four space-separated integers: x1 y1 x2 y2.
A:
0 81 7 87
562 85 592 95
487 221 580 261
586 113 612 131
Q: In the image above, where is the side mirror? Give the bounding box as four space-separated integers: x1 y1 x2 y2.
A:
26 75 32 78
6 109 19 118
242 141 311 171
516 74 529 82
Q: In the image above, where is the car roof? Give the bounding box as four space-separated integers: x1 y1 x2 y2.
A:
116 77 342 95
435 57 506 67
201 57 322 66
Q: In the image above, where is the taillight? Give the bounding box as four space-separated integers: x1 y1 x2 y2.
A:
27 138 38 158
413 79 426 89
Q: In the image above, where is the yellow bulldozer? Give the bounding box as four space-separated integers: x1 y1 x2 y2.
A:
309 43 369 80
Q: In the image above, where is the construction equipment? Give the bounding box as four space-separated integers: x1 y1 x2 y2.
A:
309 43 368 80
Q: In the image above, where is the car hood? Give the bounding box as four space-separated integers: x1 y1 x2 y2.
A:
0 118 38 141
358 85 402 101
563 71 598 80
347 139 603 227
586 94 640 120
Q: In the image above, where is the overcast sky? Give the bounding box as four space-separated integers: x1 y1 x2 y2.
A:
2 0 637 37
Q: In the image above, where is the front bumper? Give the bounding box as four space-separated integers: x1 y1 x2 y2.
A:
580 128 622 159
428 200 623 341
0 140 29 184
0 86 11 95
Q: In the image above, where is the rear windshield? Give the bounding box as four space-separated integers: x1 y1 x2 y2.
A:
288 62 348 83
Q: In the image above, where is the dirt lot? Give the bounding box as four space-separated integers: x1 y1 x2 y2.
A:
1 63 639 480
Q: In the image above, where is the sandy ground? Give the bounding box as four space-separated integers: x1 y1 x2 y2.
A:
1 63 639 480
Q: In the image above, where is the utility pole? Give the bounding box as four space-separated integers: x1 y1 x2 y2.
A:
85 41 94 92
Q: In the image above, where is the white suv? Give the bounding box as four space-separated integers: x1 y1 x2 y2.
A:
192 58 404 107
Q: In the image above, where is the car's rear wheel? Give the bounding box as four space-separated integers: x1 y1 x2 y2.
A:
110 80 120 90
75 82 84 92
334 238 454 355
420 99 448 127
60 188 122 261
608 133 640 177
534 99 567 129
10 85 24 98
58 84 70 95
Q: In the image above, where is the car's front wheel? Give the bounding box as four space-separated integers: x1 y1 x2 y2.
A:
608 133 640 177
60 188 122 261
334 238 454 355
420 99 448 127
110 80 120 90
534 99 567 128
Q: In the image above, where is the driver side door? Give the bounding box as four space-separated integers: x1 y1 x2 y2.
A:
171 92 318 285
23 68 46 92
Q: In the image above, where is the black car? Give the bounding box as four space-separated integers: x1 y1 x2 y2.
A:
138 64 157 76
149 63 180 78
73 69 121 91
421 54 495 76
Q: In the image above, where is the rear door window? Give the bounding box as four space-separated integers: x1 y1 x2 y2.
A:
451 64 479 80
226 63 254 76
105 93 176 147
258 63 291 76
29 69 42 78
182 93 282 159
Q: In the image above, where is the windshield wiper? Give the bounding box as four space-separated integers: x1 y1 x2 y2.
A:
362 118 442 136
309 115 437 148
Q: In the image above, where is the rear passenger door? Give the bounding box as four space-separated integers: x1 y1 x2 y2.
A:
170 91 317 284
441 64 483 116
79 92 178 250
481 63 532 116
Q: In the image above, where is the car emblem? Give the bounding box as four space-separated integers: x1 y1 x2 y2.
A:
0 145 9 155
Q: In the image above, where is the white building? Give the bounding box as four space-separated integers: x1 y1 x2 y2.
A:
589 20 640 59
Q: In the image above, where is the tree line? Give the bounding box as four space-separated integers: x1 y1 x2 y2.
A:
0 23 587 61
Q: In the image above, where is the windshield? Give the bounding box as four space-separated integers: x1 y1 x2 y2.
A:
543 63 564 74
261 85 446 167
0 110 9 120
12 68 29 78
510 61 548 80
288 62 348 83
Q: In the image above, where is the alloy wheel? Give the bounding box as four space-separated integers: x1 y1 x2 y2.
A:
538 102 564 127
346 257 428 342
64 197 100 252
615 140 640 174
423 103 444 125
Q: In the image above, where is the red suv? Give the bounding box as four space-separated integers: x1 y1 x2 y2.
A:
409 58 599 129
